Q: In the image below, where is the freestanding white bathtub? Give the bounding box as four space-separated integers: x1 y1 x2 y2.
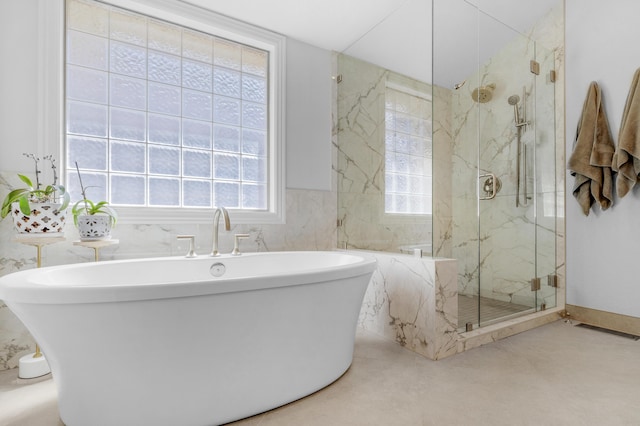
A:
0 251 376 426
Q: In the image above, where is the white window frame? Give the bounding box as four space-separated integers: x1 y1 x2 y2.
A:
42 0 286 224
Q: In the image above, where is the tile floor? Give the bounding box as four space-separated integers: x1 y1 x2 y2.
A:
457 295 534 328
1 320 639 426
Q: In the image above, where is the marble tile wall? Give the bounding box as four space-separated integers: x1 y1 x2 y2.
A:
336 54 435 253
357 250 458 360
0 171 337 370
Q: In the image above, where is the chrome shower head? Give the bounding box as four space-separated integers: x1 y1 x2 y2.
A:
507 94 521 124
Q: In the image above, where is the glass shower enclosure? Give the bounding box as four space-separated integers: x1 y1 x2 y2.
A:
336 0 562 332
433 0 559 330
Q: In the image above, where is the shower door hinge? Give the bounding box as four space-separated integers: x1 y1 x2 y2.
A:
530 60 540 75
550 70 557 83
335 74 343 84
547 274 558 288
530 277 541 291
337 219 343 227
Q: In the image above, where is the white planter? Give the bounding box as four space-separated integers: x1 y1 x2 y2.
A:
77 215 112 241
10 202 66 235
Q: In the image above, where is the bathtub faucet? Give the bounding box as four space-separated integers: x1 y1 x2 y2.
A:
211 207 231 257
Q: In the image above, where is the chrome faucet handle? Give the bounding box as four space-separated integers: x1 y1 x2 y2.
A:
176 235 197 258
231 234 250 256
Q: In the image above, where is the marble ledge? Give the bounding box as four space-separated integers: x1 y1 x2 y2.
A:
354 249 458 361
355 249 565 361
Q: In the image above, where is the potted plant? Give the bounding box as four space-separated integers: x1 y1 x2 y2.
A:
0 154 70 235
72 163 117 241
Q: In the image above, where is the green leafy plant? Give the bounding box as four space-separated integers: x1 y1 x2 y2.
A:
0 154 70 219
71 163 117 227
72 199 118 227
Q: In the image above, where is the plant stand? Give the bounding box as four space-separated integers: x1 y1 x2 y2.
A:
73 239 119 262
12 234 66 379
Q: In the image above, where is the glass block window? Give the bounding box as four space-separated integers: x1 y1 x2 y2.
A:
384 86 432 215
65 0 270 210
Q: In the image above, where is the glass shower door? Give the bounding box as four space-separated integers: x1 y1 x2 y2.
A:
533 42 558 311
435 0 558 330
476 12 538 326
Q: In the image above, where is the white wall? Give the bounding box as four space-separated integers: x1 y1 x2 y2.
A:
566 0 640 317
286 38 332 191
0 1 41 172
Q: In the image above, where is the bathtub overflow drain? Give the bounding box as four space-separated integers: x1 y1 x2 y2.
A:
210 262 226 277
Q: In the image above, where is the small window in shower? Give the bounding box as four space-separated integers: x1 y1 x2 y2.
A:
384 84 432 215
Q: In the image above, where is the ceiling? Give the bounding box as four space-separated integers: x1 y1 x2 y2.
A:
179 0 408 51
179 0 561 88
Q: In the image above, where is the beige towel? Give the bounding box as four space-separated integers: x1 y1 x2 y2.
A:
612 68 640 198
568 81 615 215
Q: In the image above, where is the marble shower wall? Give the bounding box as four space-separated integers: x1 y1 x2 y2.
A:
336 54 444 253
0 171 337 370
448 4 564 308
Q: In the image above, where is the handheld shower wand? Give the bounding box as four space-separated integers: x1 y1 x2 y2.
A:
508 92 529 207
508 94 521 125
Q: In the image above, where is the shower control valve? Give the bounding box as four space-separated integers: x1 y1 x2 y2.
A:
479 173 501 200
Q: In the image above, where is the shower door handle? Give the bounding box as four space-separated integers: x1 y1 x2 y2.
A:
479 173 500 200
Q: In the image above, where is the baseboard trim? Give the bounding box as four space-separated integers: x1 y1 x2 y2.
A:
565 304 640 336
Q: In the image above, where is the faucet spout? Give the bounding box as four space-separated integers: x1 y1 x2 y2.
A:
211 207 231 256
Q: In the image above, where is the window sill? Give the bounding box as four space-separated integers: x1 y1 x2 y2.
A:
114 206 285 225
